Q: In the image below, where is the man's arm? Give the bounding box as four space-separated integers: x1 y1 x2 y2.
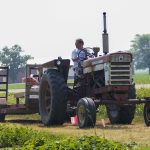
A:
86 49 95 58
72 50 79 62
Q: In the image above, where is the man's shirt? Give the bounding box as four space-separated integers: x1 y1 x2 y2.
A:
71 49 86 68
72 48 94 68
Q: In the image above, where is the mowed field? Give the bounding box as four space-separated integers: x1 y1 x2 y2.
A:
3 114 150 147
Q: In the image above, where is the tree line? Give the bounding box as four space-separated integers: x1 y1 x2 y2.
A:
130 34 150 74
0 45 33 83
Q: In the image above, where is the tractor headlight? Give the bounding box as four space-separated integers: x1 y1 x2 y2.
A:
56 60 61 65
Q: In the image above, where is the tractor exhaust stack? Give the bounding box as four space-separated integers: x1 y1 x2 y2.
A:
102 12 109 55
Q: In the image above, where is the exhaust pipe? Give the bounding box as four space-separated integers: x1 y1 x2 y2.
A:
102 12 109 55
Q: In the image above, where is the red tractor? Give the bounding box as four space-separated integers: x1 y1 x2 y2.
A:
0 12 149 128
38 12 150 128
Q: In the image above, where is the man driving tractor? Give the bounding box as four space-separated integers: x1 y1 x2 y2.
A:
71 38 94 81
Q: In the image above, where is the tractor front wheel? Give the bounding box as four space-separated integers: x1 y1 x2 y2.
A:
77 97 96 128
144 103 150 126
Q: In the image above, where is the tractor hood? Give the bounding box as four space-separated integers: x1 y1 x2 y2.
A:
83 51 133 67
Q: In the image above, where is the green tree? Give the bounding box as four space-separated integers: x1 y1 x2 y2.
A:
130 34 150 74
0 45 33 82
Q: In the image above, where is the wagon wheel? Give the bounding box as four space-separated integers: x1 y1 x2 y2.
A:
0 106 6 122
0 113 5 122
144 103 150 126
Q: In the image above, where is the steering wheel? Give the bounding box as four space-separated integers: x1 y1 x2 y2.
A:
78 47 94 61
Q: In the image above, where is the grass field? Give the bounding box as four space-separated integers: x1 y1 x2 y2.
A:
133 73 150 84
0 83 25 89
3 115 150 149
0 123 138 149
8 83 25 89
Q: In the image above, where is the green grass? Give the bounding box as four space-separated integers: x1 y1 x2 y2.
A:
8 92 25 104
133 73 150 84
136 88 150 98
8 83 25 89
0 83 25 90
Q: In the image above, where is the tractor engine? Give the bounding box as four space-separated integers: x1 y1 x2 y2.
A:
83 52 133 102
82 12 133 103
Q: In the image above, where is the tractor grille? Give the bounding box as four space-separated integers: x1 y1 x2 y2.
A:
110 62 131 85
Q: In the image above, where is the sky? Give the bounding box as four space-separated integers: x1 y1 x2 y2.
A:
0 0 150 64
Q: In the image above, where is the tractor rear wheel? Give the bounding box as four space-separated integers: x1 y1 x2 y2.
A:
39 69 67 126
118 105 136 124
77 97 96 128
144 103 150 126
106 104 136 124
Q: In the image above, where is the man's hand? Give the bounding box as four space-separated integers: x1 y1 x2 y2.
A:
72 57 79 62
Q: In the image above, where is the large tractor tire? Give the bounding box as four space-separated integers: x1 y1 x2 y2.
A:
144 103 150 126
107 84 136 124
39 69 67 126
77 97 96 128
118 105 136 124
